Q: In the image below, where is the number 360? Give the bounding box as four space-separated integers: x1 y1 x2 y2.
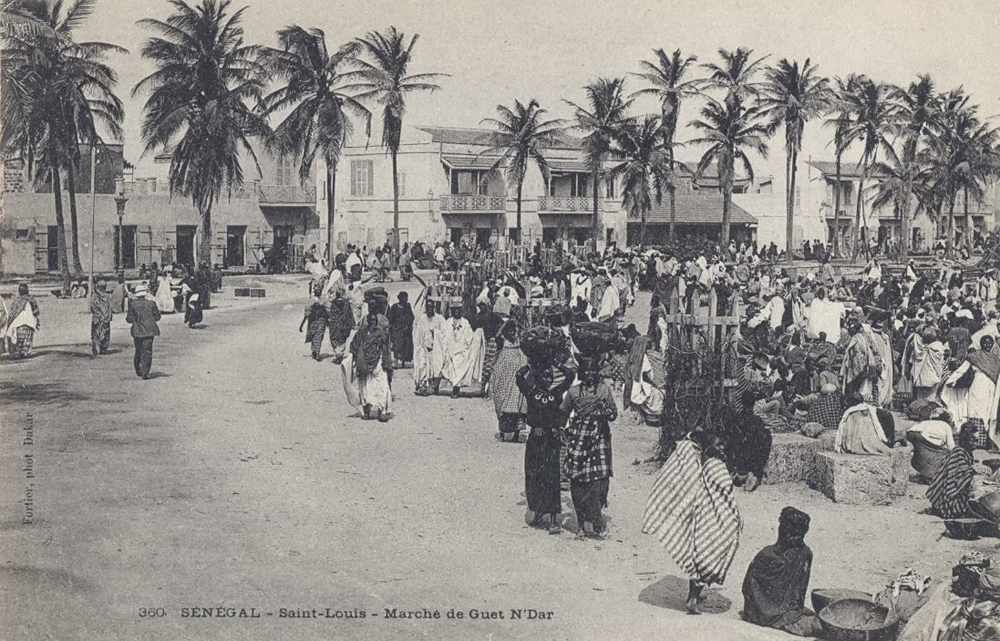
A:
139 608 166 617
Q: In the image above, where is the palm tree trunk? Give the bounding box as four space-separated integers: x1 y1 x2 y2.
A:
964 186 974 254
515 182 523 245
947 192 956 257
721 174 733 247
326 158 337 261
833 153 842 259
391 148 400 254
592 168 600 245
785 148 795 262
667 142 677 243
853 175 865 261
66 161 85 276
900 184 910 260
640 208 648 247
198 201 213 265
51 168 71 294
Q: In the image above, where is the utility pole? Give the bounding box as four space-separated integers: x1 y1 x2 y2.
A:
88 144 97 296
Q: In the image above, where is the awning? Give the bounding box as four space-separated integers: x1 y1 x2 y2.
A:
441 153 501 171
547 158 590 173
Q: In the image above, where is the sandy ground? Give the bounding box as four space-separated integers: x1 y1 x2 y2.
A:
0 274 993 641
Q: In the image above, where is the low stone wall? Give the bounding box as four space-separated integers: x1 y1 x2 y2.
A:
810 446 913 505
763 434 822 484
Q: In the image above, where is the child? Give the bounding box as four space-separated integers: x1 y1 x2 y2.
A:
299 286 330 360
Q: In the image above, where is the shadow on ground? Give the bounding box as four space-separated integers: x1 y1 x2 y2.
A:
639 575 733 614
0 381 92 406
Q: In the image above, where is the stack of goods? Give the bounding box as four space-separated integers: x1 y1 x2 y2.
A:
520 326 569 368
571 321 620 360
364 287 389 316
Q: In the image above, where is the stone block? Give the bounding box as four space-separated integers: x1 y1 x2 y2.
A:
816 430 838 452
811 446 912 505
764 433 821 484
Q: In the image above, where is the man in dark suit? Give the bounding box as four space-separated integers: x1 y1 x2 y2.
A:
126 283 161 380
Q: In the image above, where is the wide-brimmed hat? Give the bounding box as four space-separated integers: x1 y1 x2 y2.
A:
134 283 148 296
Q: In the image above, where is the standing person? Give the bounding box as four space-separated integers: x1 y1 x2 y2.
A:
940 335 1000 450
89 279 113 356
328 288 355 364
413 300 447 395
561 357 617 538
517 358 575 534
184 292 203 328
643 432 743 615
342 310 393 422
126 283 161 380
109 273 128 314
195 262 213 310
154 269 174 312
441 303 484 398
299 285 330 360
742 507 820 637
387 292 415 368
4 284 40 359
841 318 881 404
490 322 528 442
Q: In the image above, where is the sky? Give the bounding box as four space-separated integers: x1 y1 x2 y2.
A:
75 0 1000 181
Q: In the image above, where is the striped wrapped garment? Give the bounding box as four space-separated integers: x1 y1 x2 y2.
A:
642 439 743 586
927 447 975 519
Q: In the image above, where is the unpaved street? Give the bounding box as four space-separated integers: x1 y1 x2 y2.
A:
0 277 990 640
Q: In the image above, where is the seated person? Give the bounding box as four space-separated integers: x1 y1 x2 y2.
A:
803 383 843 431
742 507 821 637
898 553 1000 641
835 392 894 455
929 421 1000 519
71 278 89 298
907 411 956 451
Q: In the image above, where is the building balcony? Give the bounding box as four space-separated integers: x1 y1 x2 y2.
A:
258 184 317 206
440 193 506 214
538 195 592 213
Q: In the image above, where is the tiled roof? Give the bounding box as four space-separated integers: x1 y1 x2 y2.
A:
415 126 583 150
806 160 886 179
640 188 757 225
441 153 502 170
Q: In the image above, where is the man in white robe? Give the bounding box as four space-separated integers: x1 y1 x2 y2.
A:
807 288 844 343
597 282 620 323
441 304 485 397
941 336 1000 449
413 300 447 395
899 328 947 402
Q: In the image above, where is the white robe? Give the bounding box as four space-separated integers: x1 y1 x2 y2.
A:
412 313 447 385
597 285 620 321
441 318 485 388
154 275 174 312
807 298 844 343
940 360 1000 441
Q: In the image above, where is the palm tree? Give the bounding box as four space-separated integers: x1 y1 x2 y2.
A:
868 143 930 253
605 115 671 246
480 99 561 244
823 75 861 258
893 74 939 257
631 48 700 241
134 0 267 266
346 27 445 253
259 26 371 261
564 77 632 243
701 46 768 108
837 76 897 259
760 58 831 259
689 96 771 246
2 0 126 289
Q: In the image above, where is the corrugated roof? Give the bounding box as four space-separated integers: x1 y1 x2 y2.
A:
806 160 885 179
415 126 583 150
441 153 502 170
547 158 590 173
640 189 757 226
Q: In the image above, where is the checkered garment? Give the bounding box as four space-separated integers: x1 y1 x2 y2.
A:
966 417 990 450
564 412 613 483
806 393 844 430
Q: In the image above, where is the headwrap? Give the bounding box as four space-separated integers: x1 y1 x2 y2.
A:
777 506 810 548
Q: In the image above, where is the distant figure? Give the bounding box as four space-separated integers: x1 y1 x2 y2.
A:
300 285 330 360
90 279 113 355
126 283 161 380
109 273 128 314
387 292 414 368
4 284 40 359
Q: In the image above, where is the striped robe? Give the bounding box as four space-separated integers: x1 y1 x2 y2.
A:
642 439 743 586
927 447 975 519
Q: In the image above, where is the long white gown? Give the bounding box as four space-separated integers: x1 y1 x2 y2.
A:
155 275 174 312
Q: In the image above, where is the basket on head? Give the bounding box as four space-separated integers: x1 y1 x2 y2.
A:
571 321 620 358
519 326 567 366
364 287 389 316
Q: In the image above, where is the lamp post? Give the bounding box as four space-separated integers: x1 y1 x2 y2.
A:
115 193 128 272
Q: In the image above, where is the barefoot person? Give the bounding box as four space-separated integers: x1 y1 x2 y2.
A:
489 321 527 442
4 284 40 359
342 310 393 422
126 283 161 380
643 431 742 614
90 279 113 355
387 292 414 368
561 356 616 538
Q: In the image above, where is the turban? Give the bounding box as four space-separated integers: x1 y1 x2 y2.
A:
778 506 811 547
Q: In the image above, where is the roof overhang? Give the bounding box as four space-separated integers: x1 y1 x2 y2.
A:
441 154 501 171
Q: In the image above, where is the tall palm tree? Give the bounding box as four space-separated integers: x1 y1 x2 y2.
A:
822 75 861 258
868 142 930 251
2 0 126 289
605 115 671 246
480 99 561 244
564 77 632 243
259 26 371 260
760 58 831 259
631 48 700 241
689 96 771 246
134 0 267 266
894 74 939 257
346 27 445 253
701 46 768 108
837 76 897 259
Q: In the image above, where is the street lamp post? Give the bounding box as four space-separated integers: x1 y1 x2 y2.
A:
115 193 128 272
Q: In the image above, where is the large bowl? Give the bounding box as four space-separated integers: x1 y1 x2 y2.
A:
818 599 899 641
811 588 872 614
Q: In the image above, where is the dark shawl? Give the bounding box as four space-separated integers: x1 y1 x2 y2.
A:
387 302 415 360
968 349 1000 384
351 323 391 376
742 542 814 628
329 297 355 345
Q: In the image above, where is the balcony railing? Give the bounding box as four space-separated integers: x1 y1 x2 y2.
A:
258 184 317 205
538 195 591 212
440 194 506 213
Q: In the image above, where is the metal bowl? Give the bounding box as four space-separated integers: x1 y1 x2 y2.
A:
811 589 871 614
818 598 899 641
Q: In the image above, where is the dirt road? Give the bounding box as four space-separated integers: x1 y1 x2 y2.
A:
0 277 989 640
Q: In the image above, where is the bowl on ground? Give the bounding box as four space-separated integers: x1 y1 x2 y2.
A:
818 598 899 641
811 589 871 615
